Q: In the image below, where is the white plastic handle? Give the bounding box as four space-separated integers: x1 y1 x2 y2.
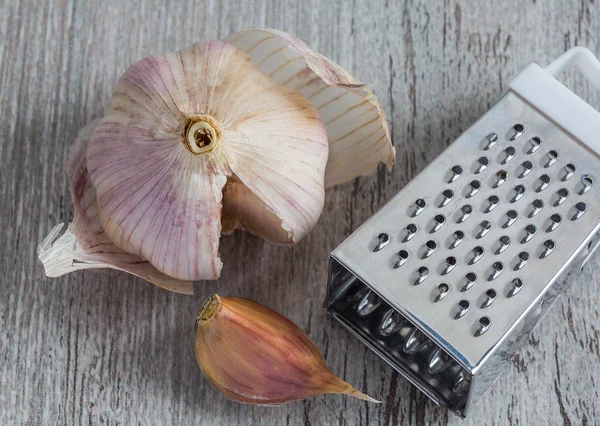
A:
544 46 600 90
508 47 600 156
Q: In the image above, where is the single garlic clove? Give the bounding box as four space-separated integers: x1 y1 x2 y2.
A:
87 41 328 280
225 29 395 188
36 120 194 294
195 295 379 404
220 175 291 242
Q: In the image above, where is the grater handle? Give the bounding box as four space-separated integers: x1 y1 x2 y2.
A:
509 47 600 157
544 47 600 90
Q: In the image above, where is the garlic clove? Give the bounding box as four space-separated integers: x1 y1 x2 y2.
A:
86 41 328 280
195 295 379 404
225 28 395 188
37 120 194 294
220 175 291 243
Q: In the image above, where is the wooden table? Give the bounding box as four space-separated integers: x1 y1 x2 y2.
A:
2 1 599 424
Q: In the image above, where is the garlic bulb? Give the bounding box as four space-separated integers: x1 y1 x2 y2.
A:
37 120 194 294
195 295 379 404
87 40 329 280
39 29 394 287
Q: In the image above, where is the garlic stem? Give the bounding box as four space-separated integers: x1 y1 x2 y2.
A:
184 115 221 154
197 294 221 323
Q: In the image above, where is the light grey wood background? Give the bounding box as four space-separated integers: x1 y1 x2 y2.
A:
2 0 600 424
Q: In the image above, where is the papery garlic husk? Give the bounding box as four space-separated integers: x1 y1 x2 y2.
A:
225 29 395 188
37 120 194 294
87 40 329 281
195 294 379 404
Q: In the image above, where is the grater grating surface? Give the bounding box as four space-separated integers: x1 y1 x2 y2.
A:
324 48 600 417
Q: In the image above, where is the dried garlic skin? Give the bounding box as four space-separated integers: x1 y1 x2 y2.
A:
87 40 328 281
226 28 395 188
37 120 194 294
195 295 379 404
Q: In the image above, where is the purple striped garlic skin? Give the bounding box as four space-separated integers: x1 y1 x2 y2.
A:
86 40 329 281
37 120 194 294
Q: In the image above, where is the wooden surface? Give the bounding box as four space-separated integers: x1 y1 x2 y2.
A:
2 0 600 424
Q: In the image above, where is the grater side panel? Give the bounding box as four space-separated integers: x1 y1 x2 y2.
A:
331 92 600 370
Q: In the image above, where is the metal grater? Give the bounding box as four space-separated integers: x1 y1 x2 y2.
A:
324 47 600 417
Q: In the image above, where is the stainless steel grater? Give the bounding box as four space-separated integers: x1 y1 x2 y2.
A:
324 47 600 417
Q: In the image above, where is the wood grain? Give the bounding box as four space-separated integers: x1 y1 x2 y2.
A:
1 0 599 424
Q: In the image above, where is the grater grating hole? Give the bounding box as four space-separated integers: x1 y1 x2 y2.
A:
528 199 544 218
483 133 498 150
540 239 556 258
507 278 523 298
484 195 500 213
441 256 457 275
553 188 569 207
476 220 492 239
457 204 473 223
378 309 404 336
510 184 526 203
448 165 464 183
572 202 588 220
426 348 454 376
462 272 478 292
536 174 551 192
439 189 454 207
501 146 516 165
509 124 525 141
402 329 430 355
488 261 504 281
547 214 562 232
493 170 508 188
474 157 489 174
579 175 593 195
527 137 541 154
421 240 437 259
475 317 492 337
434 283 450 302
520 224 538 244
469 246 485 265
562 164 576 181
452 370 471 395
466 180 481 198
431 214 447 233
514 251 530 271
480 289 497 308
373 233 390 252
356 291 382 317
454 300 470 319
449 230 465 249
411 198 427 217
394 249 410 269
503 209 519 228
403 224 418 242
495 235 511 254
414 266 430 285
519 161 533 178
545 150 559 168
